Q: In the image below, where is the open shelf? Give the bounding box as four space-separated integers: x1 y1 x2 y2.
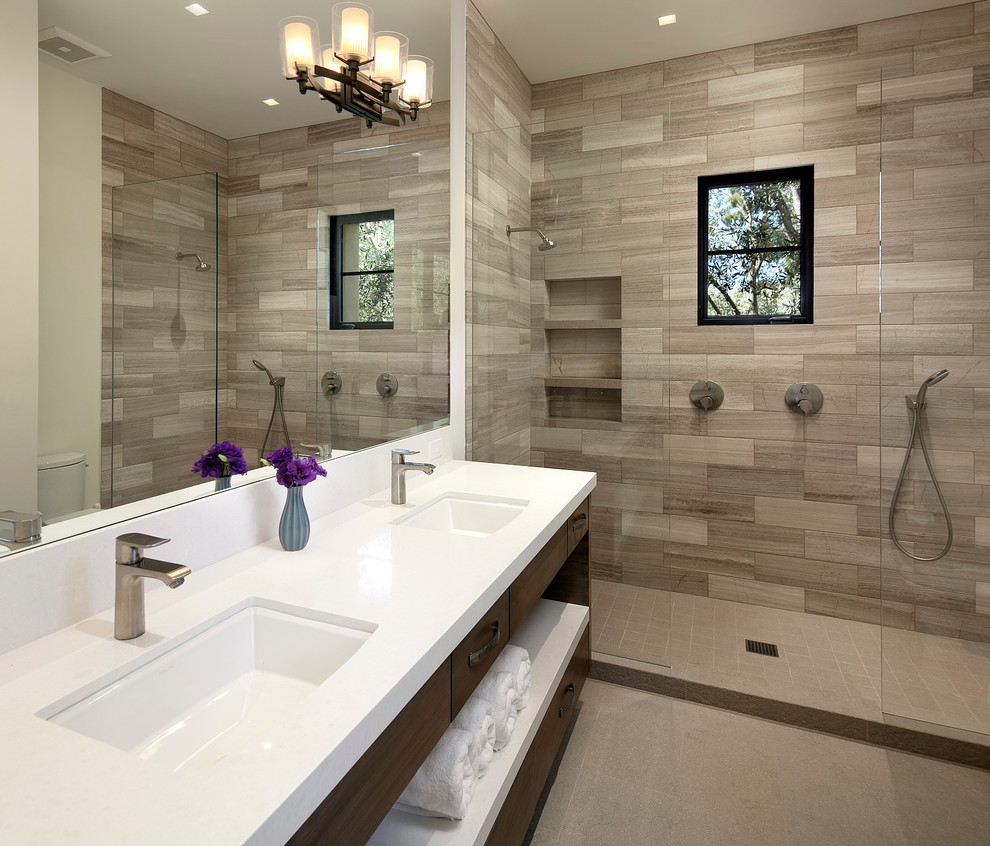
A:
367 601 590 846
543 275 622 425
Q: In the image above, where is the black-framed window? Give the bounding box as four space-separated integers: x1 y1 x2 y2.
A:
698 165 813 325
329 210 395 330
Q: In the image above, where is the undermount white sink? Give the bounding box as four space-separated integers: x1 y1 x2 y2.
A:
39 599 375 772
392 492 529 536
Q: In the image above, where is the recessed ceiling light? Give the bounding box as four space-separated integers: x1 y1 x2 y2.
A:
184 3 210 16
262 98 280 106
657 14 677 26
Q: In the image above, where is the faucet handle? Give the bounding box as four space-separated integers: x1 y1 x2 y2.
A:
116 533 170 565
392 448 418 464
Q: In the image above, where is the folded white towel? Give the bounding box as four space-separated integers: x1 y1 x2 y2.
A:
396 727 477 820
452 695 496 778
474 670 518 750
492 645 532 711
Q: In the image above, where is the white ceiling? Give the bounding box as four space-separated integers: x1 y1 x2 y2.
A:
39 0 966 139
38 0 451 139
472 0 968 85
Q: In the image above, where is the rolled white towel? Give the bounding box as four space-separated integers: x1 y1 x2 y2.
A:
492 645 532 710
474 670 518 750
452 695 496 778
395 727 477 819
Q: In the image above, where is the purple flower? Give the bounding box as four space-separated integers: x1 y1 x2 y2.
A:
264 447 328 488
192 441 249 479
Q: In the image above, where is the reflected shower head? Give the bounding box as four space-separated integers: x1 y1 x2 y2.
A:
253 359 284 387
175 251 211 271
915 369 950 407
506 225 556 251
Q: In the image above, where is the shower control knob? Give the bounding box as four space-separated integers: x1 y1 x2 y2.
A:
690 380 724 412
321 371 342 396
377 373 398 398
785 382 824 415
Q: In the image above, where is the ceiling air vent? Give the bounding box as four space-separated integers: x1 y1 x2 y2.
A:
38 27 110 65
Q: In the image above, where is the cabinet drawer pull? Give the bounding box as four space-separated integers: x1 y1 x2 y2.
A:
571 513 587 532
558 682 576 717
468 621 501 667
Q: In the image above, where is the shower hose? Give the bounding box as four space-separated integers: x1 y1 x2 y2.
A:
260 381 291 461
887 398 953 561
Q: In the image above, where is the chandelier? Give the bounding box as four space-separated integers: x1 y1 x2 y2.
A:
278 3 434 127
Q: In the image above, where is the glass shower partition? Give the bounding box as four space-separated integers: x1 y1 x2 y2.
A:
471 118 672 668
879 77 990 744
109 172 220 506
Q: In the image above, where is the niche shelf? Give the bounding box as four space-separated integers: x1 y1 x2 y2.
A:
543 276 622 424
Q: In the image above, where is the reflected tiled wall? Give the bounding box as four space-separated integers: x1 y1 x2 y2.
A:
101 91 228 506
465 0 533 464
103 90 451 496
226 106 450 460
529 2 990 640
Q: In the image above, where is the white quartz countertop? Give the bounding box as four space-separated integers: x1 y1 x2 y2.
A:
0 460 595 846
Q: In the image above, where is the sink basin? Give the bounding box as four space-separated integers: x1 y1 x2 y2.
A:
392 492 529 536
40 599 375 772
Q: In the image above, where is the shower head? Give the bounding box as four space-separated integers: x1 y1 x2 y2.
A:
915 369 950 407
506 225 556 251
175 251 211 271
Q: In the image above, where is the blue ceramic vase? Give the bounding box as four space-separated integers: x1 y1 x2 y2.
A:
278 485 310 551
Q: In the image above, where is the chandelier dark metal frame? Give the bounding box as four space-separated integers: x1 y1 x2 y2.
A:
287 56 426 128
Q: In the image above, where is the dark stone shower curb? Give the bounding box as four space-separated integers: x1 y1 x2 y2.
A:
591 659 990 772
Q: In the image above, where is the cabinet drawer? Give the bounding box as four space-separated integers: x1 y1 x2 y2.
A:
451 590 510 717
484 625 591 846
566 497 590 556
509 524 566 637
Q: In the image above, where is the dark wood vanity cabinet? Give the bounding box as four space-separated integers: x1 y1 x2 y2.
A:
290 497 591 846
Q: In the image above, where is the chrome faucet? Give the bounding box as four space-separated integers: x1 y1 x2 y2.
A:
391 449 435 505
114 533 191 640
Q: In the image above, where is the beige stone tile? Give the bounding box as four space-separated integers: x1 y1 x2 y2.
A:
754 145 859 177
708 66 804 107
756 495 859 535
708 573 806 612
666 434 755 467
582 116 663 152
664 45 755 86
881 260 974 293
880 67 973 104
914 162 990 199
858 5 973 53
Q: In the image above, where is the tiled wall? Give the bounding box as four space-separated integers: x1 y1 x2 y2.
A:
464 0 534 464
527 2 990 640
226 105 451 460
103 90 450 493
101 90 228 506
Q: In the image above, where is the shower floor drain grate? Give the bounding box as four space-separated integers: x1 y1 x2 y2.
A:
745 639 780 657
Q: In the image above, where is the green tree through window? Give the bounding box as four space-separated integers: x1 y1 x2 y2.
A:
329 210 395 329
698 166 813 325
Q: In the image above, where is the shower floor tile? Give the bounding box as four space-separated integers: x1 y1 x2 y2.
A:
590 580 990 738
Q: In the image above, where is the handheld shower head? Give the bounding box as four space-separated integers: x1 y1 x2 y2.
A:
175 251 211 271
253 359 278 386
914 369 950 407
506 225 556 251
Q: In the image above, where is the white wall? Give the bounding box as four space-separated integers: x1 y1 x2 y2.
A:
0 427 455 655
0 0 40 514
38 61 103 509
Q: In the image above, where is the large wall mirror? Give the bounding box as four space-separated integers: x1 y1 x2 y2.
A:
4 0 450 556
